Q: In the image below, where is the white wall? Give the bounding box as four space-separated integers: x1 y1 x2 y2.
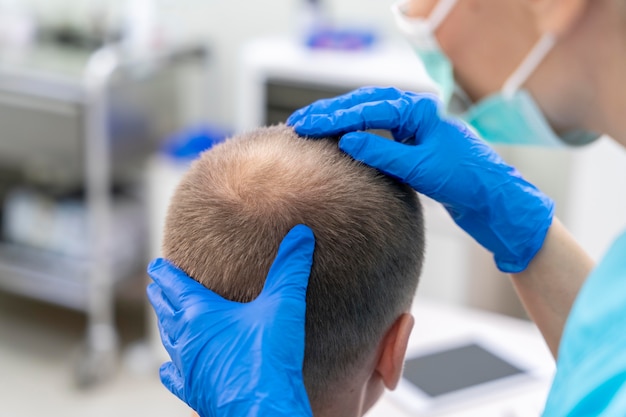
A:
25 0 403 127
566 137 626 260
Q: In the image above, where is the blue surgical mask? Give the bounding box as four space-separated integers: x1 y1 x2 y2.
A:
391 1 599 147
391 0 457 107
463 86 599 146
414 48 454 107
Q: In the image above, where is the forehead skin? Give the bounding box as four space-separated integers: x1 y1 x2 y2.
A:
405 0 540 102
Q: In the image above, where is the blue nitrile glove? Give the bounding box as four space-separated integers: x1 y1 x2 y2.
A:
287 87 554 273
146 225 315 417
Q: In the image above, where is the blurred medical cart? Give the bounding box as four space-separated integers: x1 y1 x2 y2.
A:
0 41 208 386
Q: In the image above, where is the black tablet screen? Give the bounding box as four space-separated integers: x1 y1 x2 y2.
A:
403 343 525 398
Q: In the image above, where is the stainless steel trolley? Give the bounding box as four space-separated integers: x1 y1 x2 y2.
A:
0 42 208 386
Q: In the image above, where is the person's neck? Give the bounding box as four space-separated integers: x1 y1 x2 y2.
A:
311 372 386 417
311 386 366 417
598 40 626 143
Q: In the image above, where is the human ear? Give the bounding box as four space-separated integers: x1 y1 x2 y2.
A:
375 313 415 390
528 0 588 35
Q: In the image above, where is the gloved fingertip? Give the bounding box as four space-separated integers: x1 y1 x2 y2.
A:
146 282 167 309
159 362 185 401
146 258 191 289
261 225 316 297
291 115 337 137
146 282 158 299
147 257 168 273
145 284 177 328
286 224 315 246
338 133 367 156
288 106 317 128
286 112 301 126
282 224 316 263
339 131 360 141
290 119 309 136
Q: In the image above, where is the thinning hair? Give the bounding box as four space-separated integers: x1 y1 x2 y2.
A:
163 125 425 403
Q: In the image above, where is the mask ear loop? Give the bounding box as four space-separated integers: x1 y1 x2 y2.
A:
501 34 556 100
430 0 461 31
391 0 459 46
390 0 465 109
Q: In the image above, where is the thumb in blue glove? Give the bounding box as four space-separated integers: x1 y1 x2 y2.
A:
288 87 554 273
147 224 315 417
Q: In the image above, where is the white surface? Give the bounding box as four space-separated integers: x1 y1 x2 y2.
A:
367 298 554 417
0 292 191 417
493 138 626 265
565 136 626 261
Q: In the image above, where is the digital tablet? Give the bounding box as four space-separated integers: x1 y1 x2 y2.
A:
390 340 536 414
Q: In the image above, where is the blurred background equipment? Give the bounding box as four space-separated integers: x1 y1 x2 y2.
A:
0 0 210 388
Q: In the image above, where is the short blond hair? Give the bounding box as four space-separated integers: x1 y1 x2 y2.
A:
163 125 425 402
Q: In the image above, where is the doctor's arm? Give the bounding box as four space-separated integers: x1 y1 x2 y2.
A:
511 218 593 357
288 86 590 359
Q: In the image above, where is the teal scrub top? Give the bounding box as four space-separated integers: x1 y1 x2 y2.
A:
543 230 626 416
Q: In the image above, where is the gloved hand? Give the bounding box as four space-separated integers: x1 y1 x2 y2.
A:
288 87 554 273
147 225 315 417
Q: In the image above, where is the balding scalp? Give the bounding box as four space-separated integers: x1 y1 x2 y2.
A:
163 124 425 403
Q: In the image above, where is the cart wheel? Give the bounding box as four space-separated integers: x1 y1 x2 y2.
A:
74 323 119 388
74 343 118 388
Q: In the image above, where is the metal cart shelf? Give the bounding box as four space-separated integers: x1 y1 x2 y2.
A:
0 240 139 311
0 42 209 386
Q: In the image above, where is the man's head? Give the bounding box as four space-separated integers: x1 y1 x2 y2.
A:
163 125 425 415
